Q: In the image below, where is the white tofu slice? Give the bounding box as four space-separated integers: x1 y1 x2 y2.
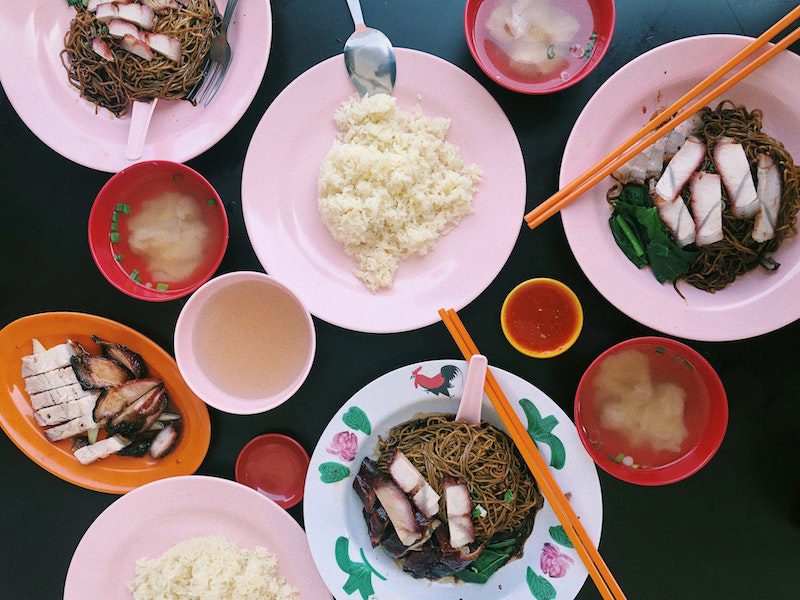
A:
34 396 97 427
44 415 96 442
74 435 130 465
21 342 76 378
29 384 95 410
25 366 80 395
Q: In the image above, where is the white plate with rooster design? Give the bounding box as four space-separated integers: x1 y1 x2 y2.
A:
304 359 603 600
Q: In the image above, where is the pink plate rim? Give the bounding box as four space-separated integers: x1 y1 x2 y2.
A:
560 34 800 341
64 475 331 600
0 0 272 173
241 48 527 334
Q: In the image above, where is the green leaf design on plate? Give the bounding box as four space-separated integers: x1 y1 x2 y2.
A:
548 525 574 548
343 406 371 435
335 536 386 599
527 567 557 600
520 399 566 469
319 462 351 483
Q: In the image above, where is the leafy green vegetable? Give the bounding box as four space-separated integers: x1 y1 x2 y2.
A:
608 183 699 283
457 534 522 584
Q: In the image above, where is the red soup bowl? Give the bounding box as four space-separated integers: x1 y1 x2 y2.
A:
464 0 616 94
575 337 728 486
88 160 229 302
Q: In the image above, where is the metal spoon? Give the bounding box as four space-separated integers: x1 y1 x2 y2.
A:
343 0 396 96
456 355 488 425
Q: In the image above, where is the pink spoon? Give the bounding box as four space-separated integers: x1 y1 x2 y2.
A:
456 354 488 425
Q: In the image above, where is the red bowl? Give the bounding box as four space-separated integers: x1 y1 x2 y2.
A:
574 337 728 486
88 161 229 302
235 434 310 509
464 0 616 94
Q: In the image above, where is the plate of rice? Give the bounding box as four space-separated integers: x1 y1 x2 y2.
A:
64 475 330 600
242 49 526 333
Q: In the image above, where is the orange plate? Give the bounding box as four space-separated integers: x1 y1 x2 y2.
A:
0 312 211 494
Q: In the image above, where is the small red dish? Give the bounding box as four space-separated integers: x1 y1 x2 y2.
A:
464 0 616 94
575 337 728 486
88 160 229 302
235 434 310 509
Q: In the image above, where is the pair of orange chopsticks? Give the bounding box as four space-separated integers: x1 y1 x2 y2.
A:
524 5 800 230
438 308 625 600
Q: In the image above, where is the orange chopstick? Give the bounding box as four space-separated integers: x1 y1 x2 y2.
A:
524 8 800 229
438 308 626 600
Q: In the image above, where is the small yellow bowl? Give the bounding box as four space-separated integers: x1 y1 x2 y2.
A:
500 278 584 359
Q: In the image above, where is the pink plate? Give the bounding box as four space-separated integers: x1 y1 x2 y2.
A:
241 49 526 333
560 35 800 341
0 1 271 173
64 476 331 600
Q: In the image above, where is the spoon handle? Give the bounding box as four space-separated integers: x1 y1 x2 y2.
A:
345 0 365 27
456 354 487 425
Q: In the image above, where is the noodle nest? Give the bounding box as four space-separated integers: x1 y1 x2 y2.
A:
61 1 216 116
377 414 543 544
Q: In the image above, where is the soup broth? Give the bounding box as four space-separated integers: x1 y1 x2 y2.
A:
193 281 311 399
110 171 225 292
579 344 710 468
475 0 597 90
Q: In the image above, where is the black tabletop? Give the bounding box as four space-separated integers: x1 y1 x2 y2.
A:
2 1 800 598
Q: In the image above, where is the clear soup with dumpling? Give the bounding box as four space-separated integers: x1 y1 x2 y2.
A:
578 344 710 469
474 0 597 90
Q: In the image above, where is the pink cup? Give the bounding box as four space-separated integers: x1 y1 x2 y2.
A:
174 272 316 415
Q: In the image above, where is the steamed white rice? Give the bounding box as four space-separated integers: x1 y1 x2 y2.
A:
128 536 298 600
317 93 482 292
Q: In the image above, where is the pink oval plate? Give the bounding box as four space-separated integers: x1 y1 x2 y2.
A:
241 48 526 333
560 35 800 341
236 434 310 509
64 476 331 600
0 1 271 173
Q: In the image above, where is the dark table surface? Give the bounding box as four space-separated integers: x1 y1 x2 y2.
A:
2 1 799 598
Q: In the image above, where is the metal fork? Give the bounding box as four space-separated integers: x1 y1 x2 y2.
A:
196 0 240 106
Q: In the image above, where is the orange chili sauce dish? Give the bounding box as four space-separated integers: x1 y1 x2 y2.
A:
501 278 583 358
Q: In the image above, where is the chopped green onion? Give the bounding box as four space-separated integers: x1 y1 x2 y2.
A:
472 504 487 519
110 232 120 243
156 283 169 292
101 25 109 35
655 346 665 355
116 203 124 211
130 269 140 281
546 44 556 60
503 490 514 503
110 222 118 232
206 198 217 206
111 211 119 222
87 426 99 444
114 253 124 261
613 453 625 463
121 204 131 214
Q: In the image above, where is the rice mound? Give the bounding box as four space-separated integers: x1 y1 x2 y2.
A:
128 536 298 600
317 93 482 292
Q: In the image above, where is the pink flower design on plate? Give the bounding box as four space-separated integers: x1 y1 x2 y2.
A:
540 542 574 578
326 431 358 462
